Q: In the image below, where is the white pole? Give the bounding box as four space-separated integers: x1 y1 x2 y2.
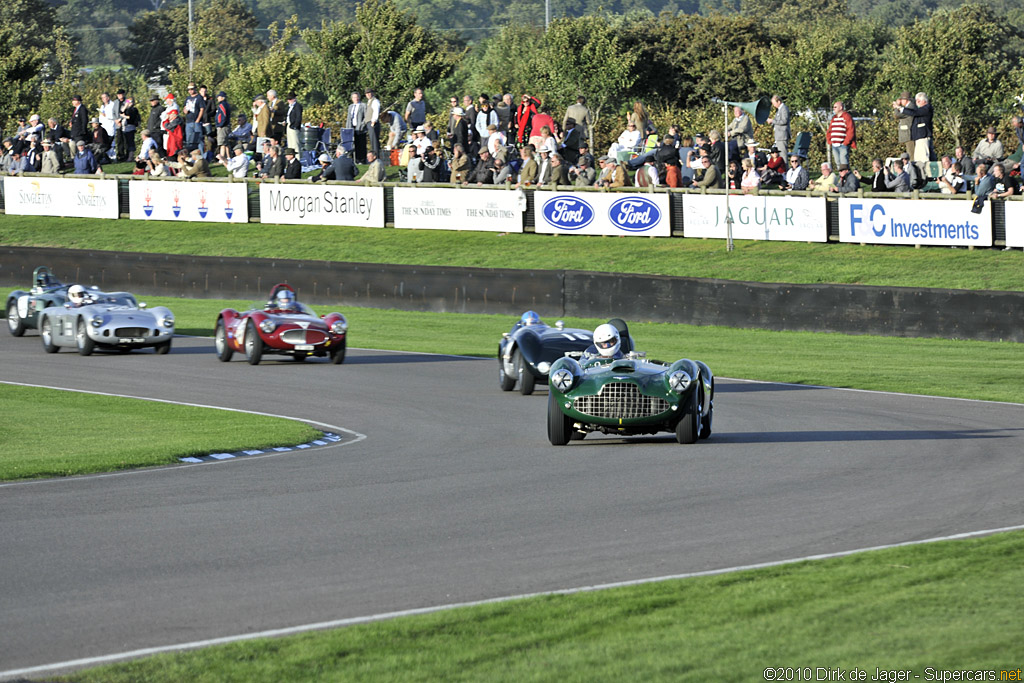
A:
188 0 194 72
545 0 550 30
724 102 733 252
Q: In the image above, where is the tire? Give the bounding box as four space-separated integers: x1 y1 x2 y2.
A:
547 393 573 446
154 339 172 355
7 299 25 337
675 388 699 445
76 317 95 356
514 349 534 395
215 319 233 362
329 338 346 365
40 317 59 353
244 320 263 365
699 391 713 440
498 352 515 391
293 353 308 362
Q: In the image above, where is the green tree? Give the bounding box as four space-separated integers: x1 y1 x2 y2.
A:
38 29 79 127
0 0 59 130
217 17 307 111
878 4 1023 148
466 22 545 98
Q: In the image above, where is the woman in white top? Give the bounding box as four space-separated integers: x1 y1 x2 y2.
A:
741 158 760 193
147 150 168 177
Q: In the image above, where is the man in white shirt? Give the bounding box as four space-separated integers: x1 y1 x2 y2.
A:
364 89 381 160
221 145 252 178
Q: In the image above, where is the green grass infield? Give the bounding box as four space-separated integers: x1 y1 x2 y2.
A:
0 385 321 481
56 529 1024 682
2 214 1022 292
151 296 1024 405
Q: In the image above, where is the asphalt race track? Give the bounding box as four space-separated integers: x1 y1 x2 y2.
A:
1 333 1023 675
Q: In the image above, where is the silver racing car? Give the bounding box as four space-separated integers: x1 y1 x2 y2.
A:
38 285 175 355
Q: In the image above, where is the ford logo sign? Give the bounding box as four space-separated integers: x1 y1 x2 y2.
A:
609 196 662 232
542 196 595 230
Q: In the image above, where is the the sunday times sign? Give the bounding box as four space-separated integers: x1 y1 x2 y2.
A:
839 198 991 247
259 184 384 227
533 191 670 236
683 194 826 242
393 187 523 232
129 181 248 222
4 176 118 219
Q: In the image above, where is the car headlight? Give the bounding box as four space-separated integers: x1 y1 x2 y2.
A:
90 315 103 327
259 319 276 334
669 371 692 393
331 318 347 334
551 368 574 392
537 361 551 374
161 316 175 328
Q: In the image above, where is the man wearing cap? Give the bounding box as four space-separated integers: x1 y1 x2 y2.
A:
41 138 61 174
229 114 252 149
365 89 381 160
347 92 367 163
310 152 333 182
73 140 98 174
88 117 111 161
450 107 470 156
146 94 165 149
252 97 271 148
360 150 386 184
897 151 923 189
467 148 494 185
972 127 1004 164
70 94 89 146
284 93 302 156
183 148 210 178
892 91 915 158
220 145 252 179
282 147 301 179
216 92 234 160
830 164 859 193
569 155 596 187
766 95 790 157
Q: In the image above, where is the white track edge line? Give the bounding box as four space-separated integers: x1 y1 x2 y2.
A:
3 521 1022 680
0 381 367 489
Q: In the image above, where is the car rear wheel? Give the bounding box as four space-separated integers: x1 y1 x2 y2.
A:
215 318 233 362
40 317 59 353
675 388 699 444
329 338 346 364
514 349 534 395
154 339 172 355
244 320 263 365
7 299 25 337
498 354 515 391
547 393 573 446
76 318 95 356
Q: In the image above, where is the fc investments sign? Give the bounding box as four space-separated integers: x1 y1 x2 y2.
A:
838 198 991 247
683 194 826 242
3 177 118 219
259 183 385 227
533 192 670 237
128 181 248 222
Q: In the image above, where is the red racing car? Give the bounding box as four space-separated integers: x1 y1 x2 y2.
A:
215 283 348 365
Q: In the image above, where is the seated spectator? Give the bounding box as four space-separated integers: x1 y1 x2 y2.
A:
570 155 596 187
781 154 808 190
810 162 836 192
73 140 98 174
486 124 507 161
450 143 473 183
282 147 301 179
938 162 964 194
740 158 759 193
217 145 249 178
990 163 1017 198
147 150 169 176
608 161 631 188
608 122 641 158
135 129 158 168
7 150 27 175
549 152 570 186
308 153 332 182
885 159 911 192
953 145 975 175
576 141 595 172
183 148 211 178
536 126 557 156
973 163 993 198
654 135 682 187
423 120 440 144
492 155 511 184
743 139 766 171
898 151 924 189
467 148 494 184
258 145 283 179
412 127 432 156
694 155 721 189
0 139 13 173
23 137 42 172
40 138 60 174
88 118 111 161
419 144 443 182
853 158 887 192
727 159 742 189
707 130 725 173
972 127 1004 163
228 114 252 148
831 164 859 193
763 146 786 184
516 145 538 187
361 150 387 184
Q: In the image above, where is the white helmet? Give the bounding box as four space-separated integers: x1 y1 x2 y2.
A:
68 284 88 306
275 289 296 310
593 323 620 358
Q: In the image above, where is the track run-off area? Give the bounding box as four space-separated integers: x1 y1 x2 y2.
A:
1 333 1022 677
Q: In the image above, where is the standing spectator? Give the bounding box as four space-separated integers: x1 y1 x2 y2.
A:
707 129 725 173
285 92 302 155
113 90 130 160
516 144 538 187
266 90 286 141
475 98 498 155
252 97 271 147
198 85 216 154
450 107 470 155
461 95 478 154
496 93 513 139
40 139 60 174
347 92 367 163
885 159 911 192
531 107 555 146
146 94 164 152
827 101 855 167
70 94 89 146
215 92 233 160
766 94 791 157
559 118 581 165
364 89 381 160
183 84 205 152
385 109 406 150
514 95 540 146
781 154 808 190
893 91 914 158
853 158 888 192
161 107 184 158
120 96 140 161
830 164 859 193
972 127 1004 163
282 147 301 179
73 140 98 174
898 92 933 167
655 135 682 187
404 87 427 130
98 93 118 160
563 96 592 147
627 101 650 135
360 150 386 183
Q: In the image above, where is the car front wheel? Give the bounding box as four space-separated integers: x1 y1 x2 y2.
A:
675 388 699 444
514 349 534 396
7 299 25 337
244 320 263 365
76 318 95 356
215 319 233 362
40 317 59 353
498 354 515 391
547 393 573 446
329 338 346 364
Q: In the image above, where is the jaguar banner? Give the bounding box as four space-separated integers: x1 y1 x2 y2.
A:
128 181 249 222
533 191 671 237
682 194 827 242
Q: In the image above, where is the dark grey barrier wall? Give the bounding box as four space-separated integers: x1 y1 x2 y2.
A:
3 246 1022 342
564 270 1024 342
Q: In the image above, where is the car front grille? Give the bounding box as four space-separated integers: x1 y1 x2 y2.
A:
573 382 670 420
280 329 326 345
115 327 147 337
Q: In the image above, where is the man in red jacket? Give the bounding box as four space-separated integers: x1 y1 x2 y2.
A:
827 101 855 167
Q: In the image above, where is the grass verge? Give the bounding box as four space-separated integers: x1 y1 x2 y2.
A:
149 295 1024 404
55 529 1024 682
2 214 1023 291
0 385 321 481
